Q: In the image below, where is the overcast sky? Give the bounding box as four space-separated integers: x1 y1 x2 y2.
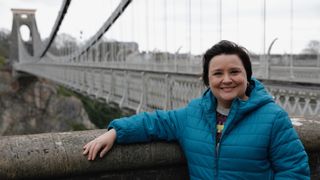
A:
1 0 320 54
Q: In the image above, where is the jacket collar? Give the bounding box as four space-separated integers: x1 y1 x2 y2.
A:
200 78 274 134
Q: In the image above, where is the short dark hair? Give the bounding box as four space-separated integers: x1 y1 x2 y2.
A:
202 40 252 87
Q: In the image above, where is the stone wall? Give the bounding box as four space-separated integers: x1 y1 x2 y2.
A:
0 122 319 179
0 130 188 179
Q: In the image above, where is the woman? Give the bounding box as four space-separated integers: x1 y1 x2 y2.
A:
83 40 310 179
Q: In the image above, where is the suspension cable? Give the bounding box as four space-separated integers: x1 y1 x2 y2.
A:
40 0 72 58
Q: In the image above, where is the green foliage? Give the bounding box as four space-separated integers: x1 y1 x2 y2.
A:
0 29 10 59
0 29 10 69
57 86 129 128
0 56 5 68
79 95 124 128
57 86 75 97
68 122 88 131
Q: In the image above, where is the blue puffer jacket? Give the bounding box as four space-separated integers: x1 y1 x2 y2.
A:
108 78 310 179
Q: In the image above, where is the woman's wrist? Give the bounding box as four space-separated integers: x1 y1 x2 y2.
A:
108 128 117 141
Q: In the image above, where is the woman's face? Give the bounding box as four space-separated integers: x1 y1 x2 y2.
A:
208 54 248 108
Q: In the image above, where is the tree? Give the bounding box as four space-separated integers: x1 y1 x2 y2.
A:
0 29 10 57
0 28 10 66
302 40 320 54
48 33 79 55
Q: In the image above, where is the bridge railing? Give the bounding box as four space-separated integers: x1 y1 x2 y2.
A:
14 61 204 113
268 66 320 83
35 45 320 84
14 60 320 119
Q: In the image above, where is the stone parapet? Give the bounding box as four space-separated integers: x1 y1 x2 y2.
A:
0 129 187 179
0 120 319 179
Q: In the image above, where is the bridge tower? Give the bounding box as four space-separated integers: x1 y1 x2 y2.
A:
10 9 43 65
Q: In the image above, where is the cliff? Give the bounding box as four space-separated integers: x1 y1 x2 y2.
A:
0 69 96 135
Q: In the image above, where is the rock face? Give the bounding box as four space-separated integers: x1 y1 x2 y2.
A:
0 69 96 136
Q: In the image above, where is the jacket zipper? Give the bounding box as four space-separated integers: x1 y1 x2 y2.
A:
216 139 221 178
216 132 225 179
216 142 220 156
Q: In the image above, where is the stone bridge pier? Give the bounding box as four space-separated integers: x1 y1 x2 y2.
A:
0 118 319 179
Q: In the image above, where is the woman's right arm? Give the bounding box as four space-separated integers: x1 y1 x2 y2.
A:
109 108 187 143
82 107 187 160
82 128 116 160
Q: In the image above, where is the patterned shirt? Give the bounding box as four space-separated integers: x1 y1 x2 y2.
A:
216 111 228 144
216 105 230 144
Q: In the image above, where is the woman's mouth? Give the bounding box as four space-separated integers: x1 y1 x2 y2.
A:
221 87 235 92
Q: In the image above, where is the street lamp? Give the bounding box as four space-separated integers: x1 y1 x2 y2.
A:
289 0 294 79
267 38 278 79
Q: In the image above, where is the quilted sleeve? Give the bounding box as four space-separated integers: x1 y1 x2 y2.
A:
107 108 187 144
269 110 310 179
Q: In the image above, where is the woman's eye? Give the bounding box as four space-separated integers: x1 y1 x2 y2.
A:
212 72 222 76
230 70 240 74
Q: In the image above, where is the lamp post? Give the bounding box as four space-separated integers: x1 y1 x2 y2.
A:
262 0 266 78
289 0 294 79
267 38 278 79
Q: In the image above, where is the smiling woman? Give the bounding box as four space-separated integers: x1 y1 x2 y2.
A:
202 40 254 111
83 40 310 180
208 54 248 108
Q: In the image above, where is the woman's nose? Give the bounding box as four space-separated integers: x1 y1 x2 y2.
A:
222 74 232 83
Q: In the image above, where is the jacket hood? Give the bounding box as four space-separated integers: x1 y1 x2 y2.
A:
200 78 274 134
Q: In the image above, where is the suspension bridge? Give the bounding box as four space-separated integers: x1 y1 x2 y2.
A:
1 0 320 179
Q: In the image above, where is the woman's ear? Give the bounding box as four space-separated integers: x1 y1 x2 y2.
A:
245 80 253 96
